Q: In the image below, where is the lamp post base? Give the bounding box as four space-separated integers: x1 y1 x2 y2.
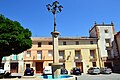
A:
52 63 63 79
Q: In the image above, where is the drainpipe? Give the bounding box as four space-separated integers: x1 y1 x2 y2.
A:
96 38 102 68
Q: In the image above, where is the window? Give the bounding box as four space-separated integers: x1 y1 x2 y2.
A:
38 42 41 47
59 51 64 59
107 50 112 59
12 55 18 60
26 64 30 68
48 50 53 57
92 62 96 67
104 29 108 33
76 41 79 45
26 51 31 57
105 39 110 43
63 41 66 45
90 50 96 58
90 41 93 44
105 39 111 47
48 42 52 45
37 51 42 60
75 50 81 59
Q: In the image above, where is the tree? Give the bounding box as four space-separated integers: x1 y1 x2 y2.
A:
0 14 32 67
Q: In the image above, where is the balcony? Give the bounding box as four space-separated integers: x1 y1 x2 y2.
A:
59 56 65 63
89 56 97 62
74 56 82 62
10 55 18 62
106 43 112 49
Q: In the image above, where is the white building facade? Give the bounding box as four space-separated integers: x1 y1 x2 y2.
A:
89 22 116 70
2 52 24 73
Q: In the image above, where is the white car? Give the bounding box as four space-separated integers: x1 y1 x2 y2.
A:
43 66 52 75
0 67 6 75
88 67 100 74
100 67 112 74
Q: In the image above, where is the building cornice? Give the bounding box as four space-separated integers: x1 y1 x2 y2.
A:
89 22 114 33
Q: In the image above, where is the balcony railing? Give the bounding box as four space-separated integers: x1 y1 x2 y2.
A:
89 56 97 62
58 55 65 62
74 56 82 62
59 59 65 62
10 55 18 61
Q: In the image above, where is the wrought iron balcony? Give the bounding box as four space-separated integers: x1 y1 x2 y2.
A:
10 55 18 61
74 56 82 62
59 56 65 62
89 56 97 62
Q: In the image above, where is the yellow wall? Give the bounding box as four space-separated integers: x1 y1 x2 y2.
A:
59 44 100 73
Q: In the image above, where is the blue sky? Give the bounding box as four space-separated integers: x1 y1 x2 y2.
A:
0 0 120 37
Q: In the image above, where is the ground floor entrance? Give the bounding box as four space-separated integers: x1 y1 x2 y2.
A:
104 62 113 70
10 63 18 73
76 62 83 73
36 62 43 73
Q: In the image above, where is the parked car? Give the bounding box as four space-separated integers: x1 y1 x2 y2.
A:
3 72 11 78
70 67 81 75
43 66 52 75
100 67 112 74
0 67 11 78
0 67 6 75
87 67 100 74
0 67 6 78
60 67 68 74
24 67 34 76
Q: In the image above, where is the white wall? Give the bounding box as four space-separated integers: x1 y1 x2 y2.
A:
97 26 114 57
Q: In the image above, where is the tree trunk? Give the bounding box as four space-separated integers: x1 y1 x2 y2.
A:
0 55 3 67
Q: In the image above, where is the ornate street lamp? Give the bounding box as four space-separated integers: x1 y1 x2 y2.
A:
46 1 63 32
46 1 63 64
46 1 63 78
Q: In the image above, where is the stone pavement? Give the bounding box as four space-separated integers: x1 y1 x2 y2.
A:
0 73 42 80
1 73 120 80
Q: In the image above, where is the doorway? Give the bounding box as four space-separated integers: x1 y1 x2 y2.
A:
10 63 18 73
76 62 83 73
104 62 113 70
36 62 43 73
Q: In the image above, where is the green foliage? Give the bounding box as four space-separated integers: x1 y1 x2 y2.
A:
0 14 32 57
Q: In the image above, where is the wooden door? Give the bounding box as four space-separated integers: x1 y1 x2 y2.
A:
76 62 83 73
36 62 43 73
10 63 18 73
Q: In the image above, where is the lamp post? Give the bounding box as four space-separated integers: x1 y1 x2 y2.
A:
46 1 63 32
46 1 63 78
46 1 63 63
